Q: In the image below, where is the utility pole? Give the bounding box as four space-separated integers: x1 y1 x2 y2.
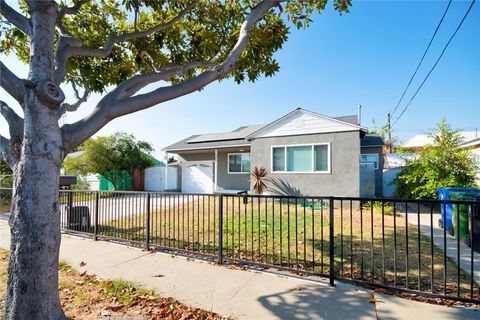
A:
357 105 362 125
387 112 392 153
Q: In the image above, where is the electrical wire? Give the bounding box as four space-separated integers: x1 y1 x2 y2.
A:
392 0 476 127
391 0 452 117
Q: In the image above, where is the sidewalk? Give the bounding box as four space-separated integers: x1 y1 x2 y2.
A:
0 217 478 319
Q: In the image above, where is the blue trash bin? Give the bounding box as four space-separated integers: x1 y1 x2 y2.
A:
437 187 479 235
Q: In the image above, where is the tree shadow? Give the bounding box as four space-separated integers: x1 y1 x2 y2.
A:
257 283 379 319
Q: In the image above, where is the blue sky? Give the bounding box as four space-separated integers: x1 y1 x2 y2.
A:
1 0 479 160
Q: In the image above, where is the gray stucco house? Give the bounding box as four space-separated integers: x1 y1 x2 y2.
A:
164 108 384 197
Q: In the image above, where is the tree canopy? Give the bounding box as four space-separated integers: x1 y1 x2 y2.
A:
394 119 479 199
0 1 352 317
64 132 154 189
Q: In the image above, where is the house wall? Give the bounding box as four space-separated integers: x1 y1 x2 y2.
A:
217 151 250 191
360 146 384 197
250 131 361 197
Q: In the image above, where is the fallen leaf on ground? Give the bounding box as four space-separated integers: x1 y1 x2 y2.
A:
368 297 382 304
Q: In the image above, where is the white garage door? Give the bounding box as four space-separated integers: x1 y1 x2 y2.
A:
183 162 214 194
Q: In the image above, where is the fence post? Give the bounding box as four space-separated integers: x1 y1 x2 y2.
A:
94 191 99 240
218 194 224 264
67 191 73 230
146 192 151 250
329 196 335 287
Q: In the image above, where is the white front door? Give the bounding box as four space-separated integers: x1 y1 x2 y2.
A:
182 162 214 194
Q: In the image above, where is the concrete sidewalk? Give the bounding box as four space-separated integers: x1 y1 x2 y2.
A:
0 217 478 319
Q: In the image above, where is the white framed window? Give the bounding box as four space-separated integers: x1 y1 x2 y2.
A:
228 153 251 174
271 144 330 173
360 153 379 170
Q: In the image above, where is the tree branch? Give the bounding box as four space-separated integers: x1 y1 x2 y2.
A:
0 101 24 139
104 53 215 101
58 81 90 116
58 0 90 17
62 0 281 151
0 61 26 103
56 0 90 35
54 0 198 84
0 135 16 167
0 0 32 36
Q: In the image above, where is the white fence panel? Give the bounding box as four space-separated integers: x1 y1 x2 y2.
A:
145 166 178 191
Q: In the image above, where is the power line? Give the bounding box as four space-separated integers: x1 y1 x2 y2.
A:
392 0 476 127
391 0 452 117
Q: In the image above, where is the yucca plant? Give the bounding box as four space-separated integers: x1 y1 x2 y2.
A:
250 166 268 195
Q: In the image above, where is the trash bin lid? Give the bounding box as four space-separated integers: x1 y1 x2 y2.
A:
450 190 480 201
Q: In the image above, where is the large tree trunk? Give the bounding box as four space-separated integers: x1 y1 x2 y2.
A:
4 2 66 319
5 99 65 319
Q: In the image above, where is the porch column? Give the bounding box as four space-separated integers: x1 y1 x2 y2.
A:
214 149 218 192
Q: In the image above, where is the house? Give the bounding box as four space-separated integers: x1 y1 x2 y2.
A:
461 137 480 185
402 131 480 151
164 108 384 197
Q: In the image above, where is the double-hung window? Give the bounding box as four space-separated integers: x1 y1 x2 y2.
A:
228 153 251 173
272 144 330 173
360 153 379 170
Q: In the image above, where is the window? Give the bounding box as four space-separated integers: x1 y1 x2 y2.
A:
360 153 379 170
271 144 330 173
272 147 285 171
228 153 251 173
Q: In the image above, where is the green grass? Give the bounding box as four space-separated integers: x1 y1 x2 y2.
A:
95 197 479 300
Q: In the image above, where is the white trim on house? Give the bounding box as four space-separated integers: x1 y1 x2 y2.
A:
227 152 251 174
360 153 379 170
270 143 331 174
247 108 366 139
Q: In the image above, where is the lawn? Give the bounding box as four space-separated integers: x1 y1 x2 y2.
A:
0 249 222 319
96 195 479 300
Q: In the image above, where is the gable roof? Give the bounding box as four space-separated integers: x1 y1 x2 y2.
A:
163 108 368 153
246 108 367 139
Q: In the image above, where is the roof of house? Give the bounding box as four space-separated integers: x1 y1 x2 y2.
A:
402 131 480 149
163 129 254 152
163 108 367 153
333 115 359 125
461 137 480 148
246 108 366 139
361 134 384 147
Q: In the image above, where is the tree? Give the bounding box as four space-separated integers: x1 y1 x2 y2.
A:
0 160 12 187
64 132 154 190
394 119 479 199
0 0 351 318
369 118 397 153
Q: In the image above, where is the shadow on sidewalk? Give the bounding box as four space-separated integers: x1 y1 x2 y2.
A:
258 284 381 319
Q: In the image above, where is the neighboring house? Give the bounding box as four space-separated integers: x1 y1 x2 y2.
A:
164 108 384 197
461 137 480 184
402 131 480 151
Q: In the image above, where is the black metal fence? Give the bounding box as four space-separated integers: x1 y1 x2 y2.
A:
2 188 479 304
